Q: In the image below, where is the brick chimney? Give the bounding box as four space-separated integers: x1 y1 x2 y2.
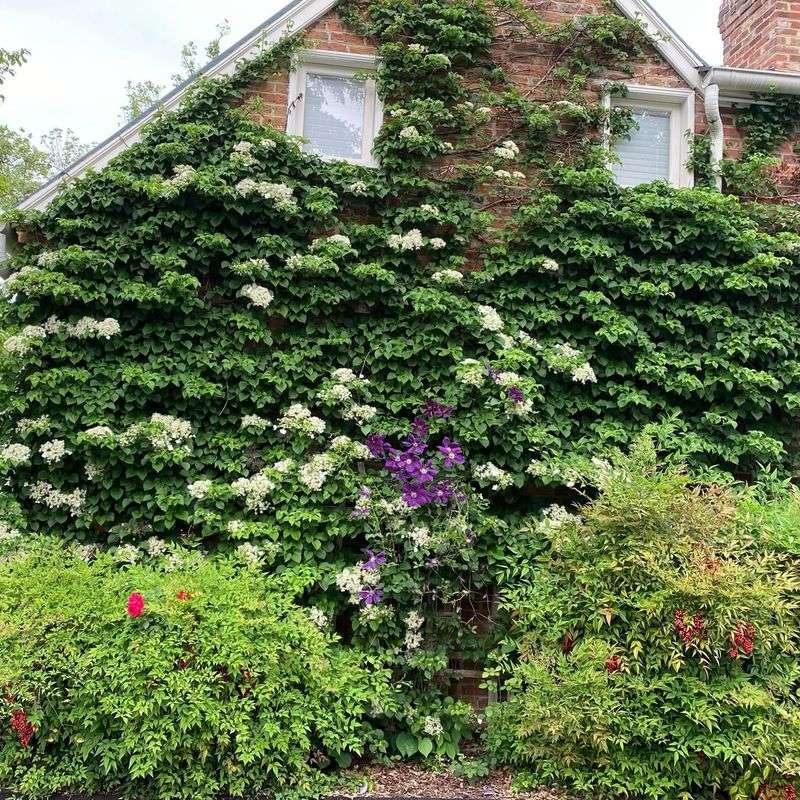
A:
719 0 800 72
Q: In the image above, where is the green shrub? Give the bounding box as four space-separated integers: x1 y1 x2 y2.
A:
0 542 391 800
486 439 800 800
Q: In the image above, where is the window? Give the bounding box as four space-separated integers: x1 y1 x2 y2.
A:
606 86 695 188
287 50 383 167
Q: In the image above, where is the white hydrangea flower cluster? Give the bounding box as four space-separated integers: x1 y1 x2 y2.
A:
473 462 513 490
0 521 20 542
28 481 86 516
231 472 276 513
336 563 380 604
241 414 270 432
347 180 369 195
114 544 140 564
419 204 442 219
407 525 432 550
318 383 352 404
148 414 193 451
299 453 335 490
228 258 269 277
84 425 114 440
541 258 560 272
235 179 298 212
146 537 167 556
405 610 424 650
236 542 266 565
276 404 326 437
0 443 31 466
273 458 295 473
231 140 257 166
494 169 527 182
343 404 378 424
40 439 70 464
311 234 352 250
309 607 328 628
238 284 274 308
161 164 196 196
572 363 598 384
188 480 212 500
398 125 421 140
422 716 444 737
388 229 425 251
4 317 122 355
432 270 464 285
477 304 504 332
429 237 447 249
37 251 61 267
494 140 520 160
537 504 582 541
16 416 50 436
329 435 371 460
458 359 485 387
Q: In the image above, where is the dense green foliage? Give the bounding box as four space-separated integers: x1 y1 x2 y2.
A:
486 440 800 800
1 1 800 797
0 542 390 800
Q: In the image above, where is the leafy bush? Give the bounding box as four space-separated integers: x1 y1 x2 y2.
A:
486 440 800 800
0 542 391 800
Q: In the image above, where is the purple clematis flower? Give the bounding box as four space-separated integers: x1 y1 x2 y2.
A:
410 417 429 440
402 483 431 508
359 587 384 605
361 549 387 571
414 460 439 483
437 438 465 469
365 434 388 458
507 386 525 404
422 400 454 420
429 481 455 505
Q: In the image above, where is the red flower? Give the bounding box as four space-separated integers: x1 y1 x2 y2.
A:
10 709 34 747
176 590 192 601
605 655 622 673
730 622 756 659
127 592 145 618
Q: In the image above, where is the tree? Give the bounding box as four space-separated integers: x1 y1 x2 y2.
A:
0 48 28 102
119 20 231 124
40 128 93 176
0 126 50 213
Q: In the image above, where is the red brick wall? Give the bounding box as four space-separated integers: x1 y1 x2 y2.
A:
246 10 377 130
720 0 800 72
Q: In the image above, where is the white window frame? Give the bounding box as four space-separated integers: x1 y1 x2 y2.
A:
286 49 383 167
603 85 695 189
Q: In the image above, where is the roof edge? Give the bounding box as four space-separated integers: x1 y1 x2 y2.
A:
18 0 339 212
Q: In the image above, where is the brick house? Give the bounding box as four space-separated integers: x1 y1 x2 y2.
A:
4 0 800 236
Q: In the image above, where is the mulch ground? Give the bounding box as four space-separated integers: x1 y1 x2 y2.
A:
329 764 563 799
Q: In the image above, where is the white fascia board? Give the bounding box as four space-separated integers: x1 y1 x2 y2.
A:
19 0 339 212
612 0 707 92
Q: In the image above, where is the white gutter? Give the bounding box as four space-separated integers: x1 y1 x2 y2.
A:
703 84 724 190
702 66 800 190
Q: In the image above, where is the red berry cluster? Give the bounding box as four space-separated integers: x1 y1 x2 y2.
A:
729 622 756 659
10 709 34 747
674 610 706 645
605 655 622 673
785 784 797 800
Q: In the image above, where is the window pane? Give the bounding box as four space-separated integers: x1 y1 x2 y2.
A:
612 109 671 186
303 73 366 159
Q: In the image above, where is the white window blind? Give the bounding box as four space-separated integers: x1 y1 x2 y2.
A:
612 109 671 186
302 73 367 159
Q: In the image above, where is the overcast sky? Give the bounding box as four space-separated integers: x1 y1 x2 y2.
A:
1 0 724 147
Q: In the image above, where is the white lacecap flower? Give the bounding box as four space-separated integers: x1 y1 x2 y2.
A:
399 126 421 140
0 443 31 466
407 525 432 550
114 544 140 564
458 358 485 387
241 414 270 431
331 367 359 383
84 425 114 439
343 404 377 424
188 480 212 500
146 537 167 556
541 257 560 272
277 404 326 437
299 453 335 490
572 363 598 384
231 472 276 513
473 462 513 490
388 229 425 252
309 607 328 628
476 304 504 332
432 270 463 285
236 542 264 565
147 414 193 450
40 439 69 464
429 237 447 250
347 180 369 195
422 716 444 737
236 180 297 211
238 284 274 308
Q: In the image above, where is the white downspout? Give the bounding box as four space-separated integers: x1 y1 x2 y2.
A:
704 83 724 190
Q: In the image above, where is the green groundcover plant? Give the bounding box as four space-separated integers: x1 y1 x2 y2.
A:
0 543 392 800
486 439 800 800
